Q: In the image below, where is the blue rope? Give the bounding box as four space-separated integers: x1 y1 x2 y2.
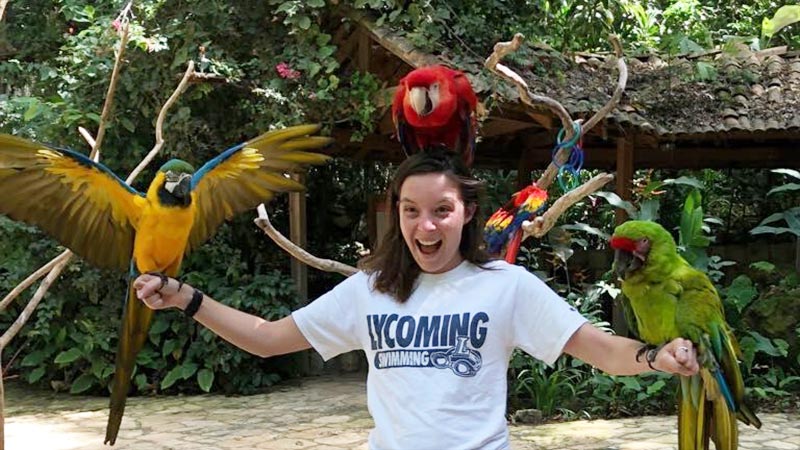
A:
551 122 584 192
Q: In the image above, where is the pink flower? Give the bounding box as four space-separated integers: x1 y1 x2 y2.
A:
112 19 121 31
276 62 301 80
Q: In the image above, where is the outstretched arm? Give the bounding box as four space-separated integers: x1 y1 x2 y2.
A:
563 323 699 376
133 273 311 358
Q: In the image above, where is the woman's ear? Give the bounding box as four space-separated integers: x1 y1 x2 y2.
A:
465 203 477 223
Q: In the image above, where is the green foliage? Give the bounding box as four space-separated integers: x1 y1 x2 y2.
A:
7 234 301 396
750 169 800 238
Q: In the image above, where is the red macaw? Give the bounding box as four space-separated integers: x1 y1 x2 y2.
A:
392 65 478 166
0 124 332 445
484 184 548 263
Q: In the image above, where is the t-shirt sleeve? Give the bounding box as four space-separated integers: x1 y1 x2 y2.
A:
291 273 365 361
511 269 588 365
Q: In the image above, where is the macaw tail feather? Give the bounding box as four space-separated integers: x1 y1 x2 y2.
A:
679 375 710 450
105 282 154 445
504 229 522 263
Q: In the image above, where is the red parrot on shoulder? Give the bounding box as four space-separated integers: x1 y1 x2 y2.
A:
392 65 478 166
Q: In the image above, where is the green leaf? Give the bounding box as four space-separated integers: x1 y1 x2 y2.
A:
23 102 41 122
560 223 610 240
767 183 800 195
28 367 46 383
762 6 800 38
161 366 183 389
646 379 666 394
750 226 800 237
150 319 169 335
772 168 800 180
724 275 758 312
593 191 638 218
297 15 312 30
197 369 214 392
120 117 136 133
696 61 717 81
307 0 325 7
638 199 661 222
750 261 775 273
181 362 199 379
663 176 704 189
21 350 46 367
54 348 83 364
70 373 95 394
747 331 787 357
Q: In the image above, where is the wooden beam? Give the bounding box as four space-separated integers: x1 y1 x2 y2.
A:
481 117 537 138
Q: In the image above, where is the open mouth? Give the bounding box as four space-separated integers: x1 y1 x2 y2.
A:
416 239 442 255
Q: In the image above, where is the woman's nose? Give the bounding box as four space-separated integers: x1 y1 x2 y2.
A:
420 215 437 231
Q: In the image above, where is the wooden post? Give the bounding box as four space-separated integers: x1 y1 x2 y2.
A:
517 144 533 189
288 173 320 373
358 29 371 72
615 138 634 225
289 173 308 305
613 138 634 337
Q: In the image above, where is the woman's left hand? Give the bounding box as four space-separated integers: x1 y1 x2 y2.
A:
655 338 700 376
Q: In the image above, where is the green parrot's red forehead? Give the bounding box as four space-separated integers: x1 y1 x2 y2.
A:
610 236 638 252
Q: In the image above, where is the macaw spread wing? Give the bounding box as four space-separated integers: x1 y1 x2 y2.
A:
188 124 332 252
0 134 143 270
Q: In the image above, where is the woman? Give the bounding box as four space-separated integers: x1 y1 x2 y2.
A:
134 149 698 450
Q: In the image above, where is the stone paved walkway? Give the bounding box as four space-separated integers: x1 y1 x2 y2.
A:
6 374 798 450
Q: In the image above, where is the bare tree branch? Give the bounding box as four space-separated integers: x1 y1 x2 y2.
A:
485 34 626 191
127 61 195 184
0 0 9 23
255 204 357 277
521 173 614 239
0 251 71 312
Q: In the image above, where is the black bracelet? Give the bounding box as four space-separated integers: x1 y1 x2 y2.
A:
636 344 664 372
645 347 660 371
183 289 204 318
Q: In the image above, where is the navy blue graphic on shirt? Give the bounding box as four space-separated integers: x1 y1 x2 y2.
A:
366 312 488 377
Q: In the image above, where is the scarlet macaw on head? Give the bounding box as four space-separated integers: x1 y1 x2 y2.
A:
392 65 478 167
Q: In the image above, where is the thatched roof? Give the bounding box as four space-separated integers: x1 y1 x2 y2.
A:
328 7 800 170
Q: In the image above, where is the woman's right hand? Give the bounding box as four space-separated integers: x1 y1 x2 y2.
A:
133 273 192 311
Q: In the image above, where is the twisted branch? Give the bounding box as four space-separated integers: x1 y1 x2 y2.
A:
485 33 626 190
254 204 357 277
521 173 614 239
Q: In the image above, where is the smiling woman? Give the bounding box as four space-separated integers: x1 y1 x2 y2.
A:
132 149 702 450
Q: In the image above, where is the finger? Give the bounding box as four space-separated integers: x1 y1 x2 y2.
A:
143 293 163 309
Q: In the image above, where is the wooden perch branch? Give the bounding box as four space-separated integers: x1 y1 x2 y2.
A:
128 61 195 184
485 33 627 190
255 204 357 277
521 173 614 239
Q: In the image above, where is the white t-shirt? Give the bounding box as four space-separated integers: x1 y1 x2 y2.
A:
292 259 587 450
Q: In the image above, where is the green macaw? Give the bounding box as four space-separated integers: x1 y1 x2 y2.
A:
0 124 332 445
610 220 761 450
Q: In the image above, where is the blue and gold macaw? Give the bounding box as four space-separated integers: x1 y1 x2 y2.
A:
484 184 547 263
0 124 333 445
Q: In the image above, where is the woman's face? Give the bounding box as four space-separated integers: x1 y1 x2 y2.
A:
398 173 475 274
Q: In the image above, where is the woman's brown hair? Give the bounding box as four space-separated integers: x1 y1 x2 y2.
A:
358 149 493 302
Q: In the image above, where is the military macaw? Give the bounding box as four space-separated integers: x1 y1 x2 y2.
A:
484 184 547 263
391 65 478 166
610 220 761 450
0 124 333 445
